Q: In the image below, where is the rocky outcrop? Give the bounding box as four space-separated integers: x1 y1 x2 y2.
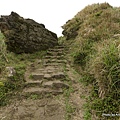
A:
0 12 58 53
62 20 79 40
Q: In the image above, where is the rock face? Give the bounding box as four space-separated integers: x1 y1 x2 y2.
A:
62 22 78 40
0 12 58 53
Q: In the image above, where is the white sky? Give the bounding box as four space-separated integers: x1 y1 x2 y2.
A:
0 0 120 36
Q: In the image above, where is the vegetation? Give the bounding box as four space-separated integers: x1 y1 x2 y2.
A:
0 32 46 106
62 2 120 120
0 2 120 120
64 86 75 120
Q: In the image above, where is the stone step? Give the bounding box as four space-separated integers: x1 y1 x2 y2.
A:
43 72 65 80
43 63 63 67
48 48 64 52
34 69 48 74
35 68 61 74
47 51 64 56
42 80 69 89
45 55 64 59
44 59 67 64
31 70 65 81
51 72 65 79
23 87 63 95
24 80 43 87
45 66 62 71
55 46 65 49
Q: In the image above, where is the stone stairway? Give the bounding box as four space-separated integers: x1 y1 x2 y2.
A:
0 45 71 120
0 45 89 120
23 45 69 97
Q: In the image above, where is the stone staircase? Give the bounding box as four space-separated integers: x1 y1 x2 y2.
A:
23 45 69 97
0 45 70 120
0 45 88 120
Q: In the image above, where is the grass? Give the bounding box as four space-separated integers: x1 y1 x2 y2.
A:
83 103 92 120
63 85 75 120
62 2 120 120
0 32 47 106
88 40 120 119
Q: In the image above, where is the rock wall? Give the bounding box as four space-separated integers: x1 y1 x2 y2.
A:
0 12 58 53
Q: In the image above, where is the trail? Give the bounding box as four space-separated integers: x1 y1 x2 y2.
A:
0 45 90 120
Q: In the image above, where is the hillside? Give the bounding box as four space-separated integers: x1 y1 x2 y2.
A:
61 2 120 119
0 2 120 120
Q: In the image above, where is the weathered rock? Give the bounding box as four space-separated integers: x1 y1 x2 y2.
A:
45 55 64 59
47 51 63 56
113 34 120 39
6 66 16 77
62 29 78 40
0 12 58 53
23 87 63 95
43 81 54 88
43 80 69 89
53 80 69 89
24 80 43 88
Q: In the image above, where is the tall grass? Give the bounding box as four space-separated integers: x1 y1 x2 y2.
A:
62 3 120 119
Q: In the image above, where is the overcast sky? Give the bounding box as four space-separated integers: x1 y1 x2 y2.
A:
0 0 120 36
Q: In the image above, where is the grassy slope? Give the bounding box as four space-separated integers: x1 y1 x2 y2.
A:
61 3 120 119
0 32 46 106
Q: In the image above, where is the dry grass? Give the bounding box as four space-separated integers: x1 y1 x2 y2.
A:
62 2 120 119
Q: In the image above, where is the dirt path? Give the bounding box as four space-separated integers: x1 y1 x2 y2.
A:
0 45 90 120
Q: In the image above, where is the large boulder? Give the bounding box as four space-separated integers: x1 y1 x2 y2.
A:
0 12 58 53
